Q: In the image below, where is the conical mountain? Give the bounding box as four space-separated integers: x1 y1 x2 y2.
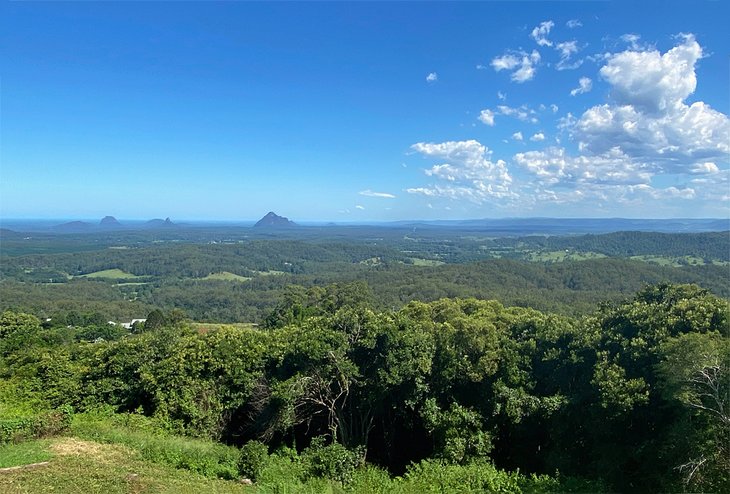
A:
254 212 297 228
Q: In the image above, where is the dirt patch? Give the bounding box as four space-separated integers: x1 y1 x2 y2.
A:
50 438 130 464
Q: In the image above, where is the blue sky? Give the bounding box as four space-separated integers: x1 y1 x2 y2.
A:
1 1 728 221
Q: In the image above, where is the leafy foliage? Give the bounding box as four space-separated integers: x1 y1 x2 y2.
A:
1 282 728 492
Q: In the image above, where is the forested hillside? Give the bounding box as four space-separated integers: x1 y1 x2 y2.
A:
1 230 729 322
516 230 730 259
1 258 728 322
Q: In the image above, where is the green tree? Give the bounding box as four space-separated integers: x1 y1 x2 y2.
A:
144 309 167 331
658 332 730 491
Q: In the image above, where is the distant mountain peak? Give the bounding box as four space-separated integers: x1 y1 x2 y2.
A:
254 212 297 228
144 217 177 228
100 216 121 227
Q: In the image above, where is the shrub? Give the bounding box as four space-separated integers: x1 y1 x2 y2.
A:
301 436 365 486
0 405 73 443
238 440 270 481
401 459 522 494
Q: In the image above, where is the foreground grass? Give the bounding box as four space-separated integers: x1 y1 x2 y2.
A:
70 411 240 480
0 439 53 468
0 401 603 494
0 437 252 494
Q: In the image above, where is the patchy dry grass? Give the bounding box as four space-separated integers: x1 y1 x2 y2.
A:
0 436 253 494
50 437 129 464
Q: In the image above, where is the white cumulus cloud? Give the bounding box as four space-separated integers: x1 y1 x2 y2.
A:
530 132 546 142
426 72 438 83
509 34 728 214
492 50 541 83
574 34 729 173
408 140 515 203
570 77 593 96
514 146 651 187
491 54 520 71
497 104 538 123
600 34 700 114
478 109 495 126
691 162 719 174
512 132 523 141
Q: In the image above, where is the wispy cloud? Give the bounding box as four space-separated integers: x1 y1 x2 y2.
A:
359 189 396 199
426 72 438 83
531 20 554 47
530 132 546 142
620 33 642 50
556 41 579 59
570 77 592 96
555 40 583 70
566 19 582 29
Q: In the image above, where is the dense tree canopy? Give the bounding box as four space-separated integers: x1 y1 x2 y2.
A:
2 283 728 492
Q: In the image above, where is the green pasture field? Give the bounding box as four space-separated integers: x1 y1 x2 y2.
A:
527 250 608 262
409 258 446 266
78 269 143 280
630 255 727 267
200 271 252 282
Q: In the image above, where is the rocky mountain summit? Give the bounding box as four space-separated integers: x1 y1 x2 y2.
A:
254 212 297 228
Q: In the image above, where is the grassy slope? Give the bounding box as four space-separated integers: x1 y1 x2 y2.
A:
0 437 252 493
0 440 53 468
